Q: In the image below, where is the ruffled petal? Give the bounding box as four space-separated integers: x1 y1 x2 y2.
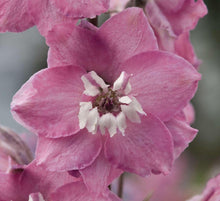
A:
11 66 86 138
118 51 201 121
165 117 198 159
36 131 102 171
28 0 78 36
105 114 174 176
49 181 121 201
146 0 208 36
0 0 34 32
21 161 76 198
50 0 109 18
175 32 201 68
80 151 122 194
0 161 77 200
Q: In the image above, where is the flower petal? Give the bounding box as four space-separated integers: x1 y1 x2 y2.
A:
175 32 201 68
165 117 198 159
0 0 34 32
28 0 78 36
99 7 158 72
80 151 122 194
11 65 86 138
182 103 195 124
146 0 208 36
105 114 174 176
46 23 113 78
36 131 102 171
50 0 109 18
49 182 121 201
118 51 201 121
0 171 27 201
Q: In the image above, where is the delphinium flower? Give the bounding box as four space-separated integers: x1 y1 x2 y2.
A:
145 0 208 67
11 8 201 194
187 174 220 201
0 0 109 35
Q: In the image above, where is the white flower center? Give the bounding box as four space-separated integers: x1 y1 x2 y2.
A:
78 71 146 137
28 192 45 201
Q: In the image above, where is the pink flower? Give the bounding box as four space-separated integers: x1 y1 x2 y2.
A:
0 126 118 200
0 0 109 35
11 8 200 181
187 174 220 201
145 0 207 67
112 158 189 201
0 160 118 201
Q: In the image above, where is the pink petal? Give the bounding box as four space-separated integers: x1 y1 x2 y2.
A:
80 151 122 194
146 0 208 36
99 7 158 70
0 171 27 201
36 131 102 171
145 0 176 52
47 23 113 79
183 103 195 125
118 51 201 121
0 160 76 200
28 0 78 36
21 161 76 199
11 65 86 138
165 118 198 159
175 32 201 68
0 0 34 32
145 0 207 60
105 114 174 176
50 0 109 18
188 174 220 201
49 182 121 201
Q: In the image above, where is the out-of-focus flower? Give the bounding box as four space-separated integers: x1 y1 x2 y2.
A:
0 0 109 35
11 8 200 187
0 125 33 172
187 174 220 201
112 158 189 201
145 0 207 67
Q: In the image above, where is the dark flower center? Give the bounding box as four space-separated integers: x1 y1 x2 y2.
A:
92 88 121 114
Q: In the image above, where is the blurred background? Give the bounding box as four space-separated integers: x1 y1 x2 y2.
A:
0 0 219 199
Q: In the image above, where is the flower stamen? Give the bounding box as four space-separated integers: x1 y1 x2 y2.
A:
78 71 146 137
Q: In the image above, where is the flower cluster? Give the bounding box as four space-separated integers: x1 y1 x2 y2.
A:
0 0 208 200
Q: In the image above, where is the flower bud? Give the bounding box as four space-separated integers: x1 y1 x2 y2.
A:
0 125 33 172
